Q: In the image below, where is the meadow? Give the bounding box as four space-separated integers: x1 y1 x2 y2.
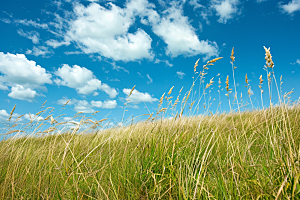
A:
0 47 300 199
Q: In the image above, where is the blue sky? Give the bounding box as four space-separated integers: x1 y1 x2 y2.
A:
0 0 300 134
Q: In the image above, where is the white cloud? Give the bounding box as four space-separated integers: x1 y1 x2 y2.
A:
54 64 118 98
8 85 38 102
0 18 11 23
154 58 174 67
47 2 154 61
0 109 20 123
74 100 95 113
147 74 153 84
123 88 158 104
210 0 241 24
17 29 40 44
46 39 71 48
176 71 185 79
0 52 52 101
165 60 173 67
41 0 218 61
24 113 44 121
57 97 117 113
297 59 300 64
91 100 103 107
152 6 219 59
102 100 117 108
256 0 267 3
108 61 129 73
25 46 54 57
0 53 52 88
110 78 120 82
279 0 300 15
0 110 10 123
189 0 203 10
15 19 49 29
0 83 9 90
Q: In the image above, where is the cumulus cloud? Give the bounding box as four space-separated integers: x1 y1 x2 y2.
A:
279 0 300 15
151 5 219 59
54 64 118 98
73 100 95 113
0 83 9 90
0 52 52 101
0 109 20 123
123 88 158 104
57 97 117 113
25 46 54 57
17 29 40 44
91 100 117 108
210 0 241 24
176 71 185 79
8 85 39 102
24 113 44 121
46 2 154 61
44 0 218 61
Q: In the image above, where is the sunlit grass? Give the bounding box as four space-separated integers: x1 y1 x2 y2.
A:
1 46 300 199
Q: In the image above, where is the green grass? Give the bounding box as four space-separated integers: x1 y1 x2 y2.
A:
1 47 300 199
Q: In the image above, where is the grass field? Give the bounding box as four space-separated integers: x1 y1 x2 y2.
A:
1 47 300 199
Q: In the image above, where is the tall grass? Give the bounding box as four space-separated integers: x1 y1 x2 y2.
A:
1 47 300 199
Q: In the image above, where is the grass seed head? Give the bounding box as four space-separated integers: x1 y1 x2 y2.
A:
128 85 136 97
194 58 200 72
245 73 248 84
230 47 235 62
168 86 174 95
207 57 223 64
62 99 71 107
263 46 274 68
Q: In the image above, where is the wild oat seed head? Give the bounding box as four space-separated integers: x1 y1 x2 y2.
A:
168 86 174 95
247 87 252 95
194 58 200 72
10 104 16 116
259 75 263 84
230 47 235 62
63 99 71 107
226 75 229 86
159 93 165 105
245 73 248 84
179 86 184 94
207 57 223 64
186 91 191 101
263 46 274 68
128 85 136 97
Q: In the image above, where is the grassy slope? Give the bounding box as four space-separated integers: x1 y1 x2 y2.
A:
1 47 300 199
1 104 300 199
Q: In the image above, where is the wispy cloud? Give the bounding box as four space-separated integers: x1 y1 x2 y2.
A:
176 71 185 79
17 29 40 44
147 74 153 84
25 46 54 57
